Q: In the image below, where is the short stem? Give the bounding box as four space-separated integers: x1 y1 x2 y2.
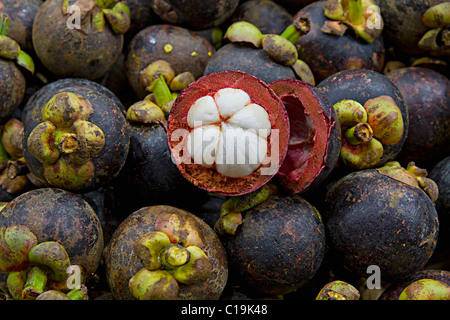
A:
162 244 190 268
54 131 79 154
22 266 48 300
149 76 174 108
280 16 310 43
344 122 373 145
6 158 29 179
347 0 364 26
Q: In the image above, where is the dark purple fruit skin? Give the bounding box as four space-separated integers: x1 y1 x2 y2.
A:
123 0 157 34
379 0 446 56
0 188 104 278
386 67 450 168
224 195 326 296
378 270 450 300
125 24 215 99
293 1 386 83
114 122 208 214
150 0 239 30
0 0 43 52
21 79 130 193
273 0 316 14
318 69 409 167
32 0 123 80
325 169 439 281
204 42 296 84
0 59 26 123
231 0 293 35
104 205 228 300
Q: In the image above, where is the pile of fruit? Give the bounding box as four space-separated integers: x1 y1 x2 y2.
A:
0 0 449 301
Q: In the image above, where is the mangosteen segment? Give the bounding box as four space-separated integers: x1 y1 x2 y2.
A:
167 71 290 196
269 79 339 195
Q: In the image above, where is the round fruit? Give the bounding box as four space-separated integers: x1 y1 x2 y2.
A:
386 67 450 167
318 69 408 169
223 194 326 296
32 0 129 79
125 24 215 99
268 79 341 194
21 78 130 192
0 187 104 278
104 205 228 300
0 59 25 123
166 70 290 196
324 162 439 281
149 0 239 30
292 1 386 83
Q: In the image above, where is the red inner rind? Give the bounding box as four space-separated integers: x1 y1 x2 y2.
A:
167 71 290 196
269 79 334 194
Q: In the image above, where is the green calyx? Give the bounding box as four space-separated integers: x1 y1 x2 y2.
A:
323 0 383 43
399 279 450 300
0 13 35 74
316 280 360 300
376 161 439 203
27 92 105 190
224 21 263 48
214 184 277 236
0 225 38 273
422 3 450 29
28 241 71 282
130 214 212 300
261 34 298 66
334 96 404 169
126 100 166 124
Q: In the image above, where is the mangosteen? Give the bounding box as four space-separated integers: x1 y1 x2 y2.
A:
104 205 228 300
223 194 326 296
324 161 440 281
123 0 157 34
114 97 208 215
149 0 239 30
21 78 130 193
125 24 215 99
378 270 450 300
269 79 341 195
166 70 290 196
317 69 409 169
231 0 293 35
0 13 35 123
273 0 316 14
0 188 104 281
379 0 449 56
32 0 131 80
386 67 450 168
430 156 450 223
204 18 315 85
0 0 43 52
292 1 386 83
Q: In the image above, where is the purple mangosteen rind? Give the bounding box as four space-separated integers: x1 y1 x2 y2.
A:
293 1 386 83
223 194 326 296
0 59 26 124
21 79 130 193
324 168 439 281
0 187 104 279
104 205 228 300
269 79 341 195
318 69 409 168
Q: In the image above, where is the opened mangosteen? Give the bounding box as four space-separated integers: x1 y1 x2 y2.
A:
125 24 215 99
32 0 131 80
379 0 449 56
386 67 450 168
149 0 239 30
104 205 228 300
324 161 440 281
166 70 290 196
0 13 35 123
268 79 341 195
378 270 450 300
0 0 42 52
292 0 385 83
222 194 326 296
0 188 104 283
318 69 408 170
21 78 130 192
204 17 316 85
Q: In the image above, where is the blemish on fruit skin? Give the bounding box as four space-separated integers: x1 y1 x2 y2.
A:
164 44 173 53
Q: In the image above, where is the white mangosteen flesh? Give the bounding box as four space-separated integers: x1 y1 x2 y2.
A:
186 88 272 178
